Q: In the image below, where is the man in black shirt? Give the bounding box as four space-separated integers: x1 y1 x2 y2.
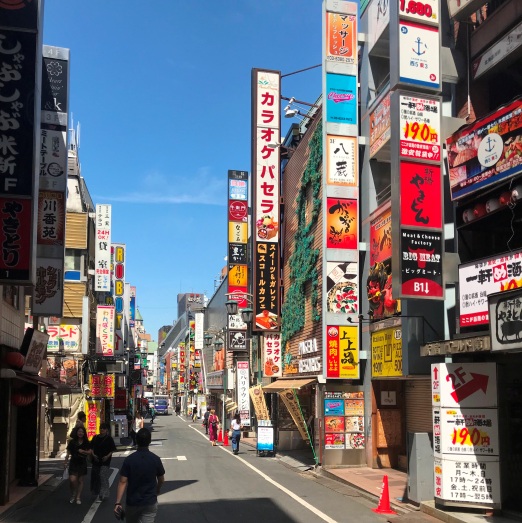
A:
114 428 165 522
90 422 117 501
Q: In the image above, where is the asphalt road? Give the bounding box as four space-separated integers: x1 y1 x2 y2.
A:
3 414 391 523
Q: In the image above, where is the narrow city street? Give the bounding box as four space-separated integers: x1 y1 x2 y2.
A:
2 414 391 523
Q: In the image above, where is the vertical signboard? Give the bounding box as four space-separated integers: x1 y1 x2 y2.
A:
323 0 360 380
112 244 125 355
236 360 251 427
392 90 444 300
34 45 69 314
95 204 111 292
432 363 500 506
227 169 249 344
96 305 115 357
0 1 42 283
252 69 281 332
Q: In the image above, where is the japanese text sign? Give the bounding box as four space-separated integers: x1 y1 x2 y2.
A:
369 93 391 158
95 204 111 292
446 97 522 201
326 197 358 249
458 249 522 327
325 325 359 379
326 135 358 186
400 161 442 229
263 332 282 377
96 305 115 357
236 361 251 426
433 407 499 457
399 94 441 162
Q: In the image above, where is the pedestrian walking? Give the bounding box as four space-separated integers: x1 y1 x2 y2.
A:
175 403 181 416
192 406 198 422
130 411 144 447
114 428 165 523
208 409 219 446
64 426 90 504
230 412 243 455
69 411 86 439
90 422 117 502
150 405 156 424
203 406 211 434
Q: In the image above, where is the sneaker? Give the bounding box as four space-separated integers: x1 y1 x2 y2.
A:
69 497 75 504
76 499 81 505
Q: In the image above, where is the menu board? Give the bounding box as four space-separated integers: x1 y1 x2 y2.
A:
324 391 365 450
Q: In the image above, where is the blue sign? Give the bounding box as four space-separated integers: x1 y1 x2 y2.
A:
257 426 274 452
326 73 358 126
324 399 345 415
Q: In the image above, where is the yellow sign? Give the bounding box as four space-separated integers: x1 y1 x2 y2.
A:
278 389 310 442
228 264 248 286
228 222 248 243
371 327 403 377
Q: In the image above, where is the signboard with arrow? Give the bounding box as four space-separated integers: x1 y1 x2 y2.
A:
432 363 497 409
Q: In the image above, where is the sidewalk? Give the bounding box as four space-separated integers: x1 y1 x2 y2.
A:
239 433 522 523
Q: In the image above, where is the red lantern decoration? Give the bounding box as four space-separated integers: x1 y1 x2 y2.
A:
4 351 25 369
11 390 36 407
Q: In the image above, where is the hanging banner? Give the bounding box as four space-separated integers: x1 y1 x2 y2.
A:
369 92 391 158
326 261 358 314
85 400 102 440
278 389 310 442
249 385 270 420
369 205 392 265
326 135 358 186
326 198 358 249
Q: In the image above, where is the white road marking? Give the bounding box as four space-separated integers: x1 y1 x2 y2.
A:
80 467 119 523
161 456 187 461
189 425 338 523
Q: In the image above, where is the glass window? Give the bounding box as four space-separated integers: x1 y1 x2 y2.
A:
64 249 82 271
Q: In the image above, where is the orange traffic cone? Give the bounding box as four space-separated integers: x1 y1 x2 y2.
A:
217 429 222 443
372 475 397 515
223 430 230 446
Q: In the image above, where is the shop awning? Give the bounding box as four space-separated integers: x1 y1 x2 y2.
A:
262 377 316 392
0 369 71 393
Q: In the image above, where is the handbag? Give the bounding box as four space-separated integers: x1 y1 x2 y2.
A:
228 429 233 438
62 468 69 481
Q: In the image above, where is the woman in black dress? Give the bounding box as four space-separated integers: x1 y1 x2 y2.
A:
64 426 90 504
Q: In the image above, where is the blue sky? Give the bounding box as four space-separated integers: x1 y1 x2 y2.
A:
43 1 323 340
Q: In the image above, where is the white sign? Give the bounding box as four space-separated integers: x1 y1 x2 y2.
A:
94 204 111 292
433 407 499 456
22 329 49 375
399 93 441 161
458 249 522 327
399 20 440 90
96 305 115 357
47 324 80 352
326 135 358 186
298 357 322 373
473 20 522 79
489 289 522 352
368 0 389 53
434 455 501 505
194 311 204 350
432 363 497 409
236 361 251 427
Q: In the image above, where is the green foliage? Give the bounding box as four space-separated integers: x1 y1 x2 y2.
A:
281 123 323 349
